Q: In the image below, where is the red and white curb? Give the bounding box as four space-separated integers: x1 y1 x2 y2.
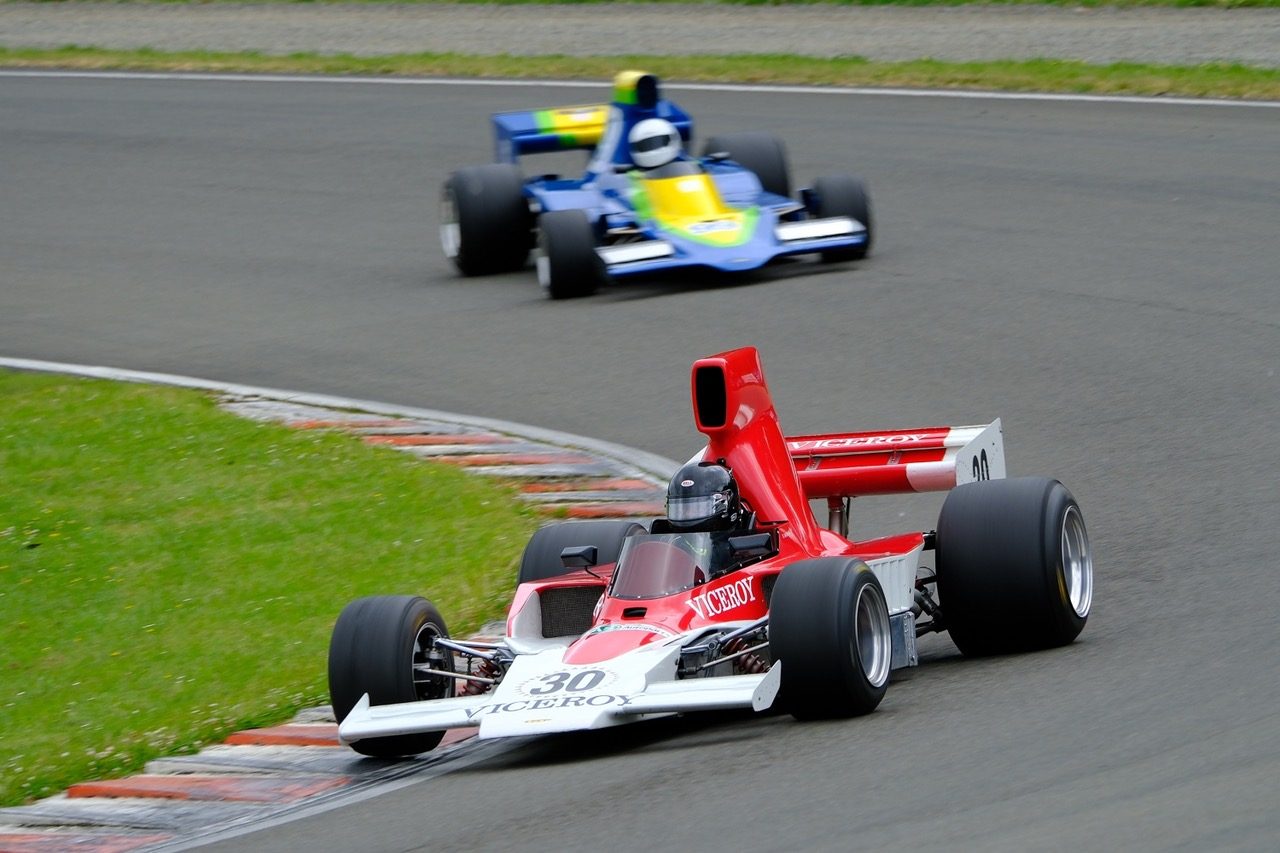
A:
0 712 504 853
222 396 672 519
0 357 680 853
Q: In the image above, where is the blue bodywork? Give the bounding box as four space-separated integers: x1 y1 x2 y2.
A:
490 72 868 280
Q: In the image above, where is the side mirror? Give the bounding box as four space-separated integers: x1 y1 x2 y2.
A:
560 545 599 569
727 532 773 561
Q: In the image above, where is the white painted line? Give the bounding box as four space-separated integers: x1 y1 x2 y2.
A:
668 82 1280 110
2 68 1277 109
0 356 680 482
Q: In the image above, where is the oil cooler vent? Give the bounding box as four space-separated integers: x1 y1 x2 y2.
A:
540 587 602 638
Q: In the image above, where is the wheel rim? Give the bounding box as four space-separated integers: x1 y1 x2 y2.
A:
411 621 453 701
535 250 551 288
1060 505 1093 618
439 191 461 259
854 582 892 688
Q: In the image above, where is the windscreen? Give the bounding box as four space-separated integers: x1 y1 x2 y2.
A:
610 532 729 600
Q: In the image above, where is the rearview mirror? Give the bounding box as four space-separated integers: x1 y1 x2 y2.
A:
727 533 773 560
560 545 599 569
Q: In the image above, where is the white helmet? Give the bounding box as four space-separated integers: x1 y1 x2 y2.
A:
628 118 682 169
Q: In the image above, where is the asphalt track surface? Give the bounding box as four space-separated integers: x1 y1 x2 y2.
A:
3 75 1279 850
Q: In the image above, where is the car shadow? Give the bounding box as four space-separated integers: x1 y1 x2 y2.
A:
601 257 860 303
454 708 780 773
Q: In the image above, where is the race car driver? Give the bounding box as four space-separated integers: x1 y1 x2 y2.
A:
652 461 757 578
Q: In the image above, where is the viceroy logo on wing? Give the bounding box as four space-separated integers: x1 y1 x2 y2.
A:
465 693 637 720
788 434 936 451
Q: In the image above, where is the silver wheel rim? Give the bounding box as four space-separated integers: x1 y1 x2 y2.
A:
1061 505 1093 618
439 191 461 259
411 621 453 700
535 251 551 288
854 581 892 689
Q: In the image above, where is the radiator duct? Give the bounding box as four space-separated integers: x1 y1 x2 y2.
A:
540 587 602 638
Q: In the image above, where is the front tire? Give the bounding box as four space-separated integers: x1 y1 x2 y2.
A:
935 477 1094 656
703 132 791 198
807 174 873 262
537 209 606 300
441 164 533 276
518 520 647 585
328 595 454 757
769 558 892 720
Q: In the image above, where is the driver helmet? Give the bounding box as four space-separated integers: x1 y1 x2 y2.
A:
666 461 742 531
628 118 682 169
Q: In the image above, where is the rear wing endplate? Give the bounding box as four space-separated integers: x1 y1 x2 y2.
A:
787 420 1005 498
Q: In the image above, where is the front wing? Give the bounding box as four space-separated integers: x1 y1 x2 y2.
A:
596 215 867 278
338 644 782 744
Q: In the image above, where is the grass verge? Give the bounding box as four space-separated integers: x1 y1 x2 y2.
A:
22 0 1280 9
0 370 540 807
3 46 1279 100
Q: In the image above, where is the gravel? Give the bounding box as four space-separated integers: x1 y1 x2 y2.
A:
1 2 1278 67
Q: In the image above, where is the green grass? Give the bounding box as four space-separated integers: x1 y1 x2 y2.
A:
3 45 1278 100
17 0 1280 9
0 370 540 807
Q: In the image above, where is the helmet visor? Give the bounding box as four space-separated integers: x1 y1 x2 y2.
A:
668 491 729 523
633 133 675 153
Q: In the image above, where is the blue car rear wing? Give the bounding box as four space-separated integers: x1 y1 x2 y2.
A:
493 105 610 162
492 76 693 165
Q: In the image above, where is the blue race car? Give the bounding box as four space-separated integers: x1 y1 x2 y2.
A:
440 71 873 299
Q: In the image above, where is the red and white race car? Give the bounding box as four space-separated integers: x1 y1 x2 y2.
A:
329 346 1094 755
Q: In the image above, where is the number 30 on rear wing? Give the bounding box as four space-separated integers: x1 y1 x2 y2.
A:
786 421 1006 500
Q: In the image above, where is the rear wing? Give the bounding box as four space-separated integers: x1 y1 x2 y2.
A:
493 104 610 162
492 101 693 164
787 421 1005 499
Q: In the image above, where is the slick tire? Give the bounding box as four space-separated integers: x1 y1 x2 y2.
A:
328 595 453 757
807 174 873 262
769 558 892 720
537 209 606 300
518 520 647 585
703 132 791 198
441 163 534 276
935 477 1094 656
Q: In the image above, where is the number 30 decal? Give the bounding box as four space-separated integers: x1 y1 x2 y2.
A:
971 449 991 481
527 669 607 695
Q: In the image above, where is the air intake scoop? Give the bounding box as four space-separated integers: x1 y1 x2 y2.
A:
688 347 822 549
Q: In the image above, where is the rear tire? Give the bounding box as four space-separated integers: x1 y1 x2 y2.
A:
328 595 454 757
935 477 1093 656
703 132 791 198
537 209 606 300
518 520 647 585
807 174 873 262
441 164 533 276
769 558 892 720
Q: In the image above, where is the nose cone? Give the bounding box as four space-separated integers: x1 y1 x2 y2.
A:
562 623 670 665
